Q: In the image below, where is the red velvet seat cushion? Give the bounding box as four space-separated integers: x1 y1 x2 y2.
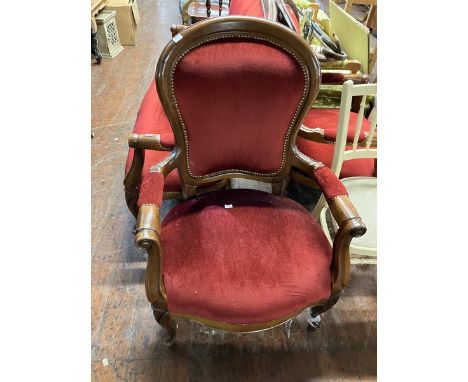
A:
125 80 180 193
161 189 332 324
298 108 375 178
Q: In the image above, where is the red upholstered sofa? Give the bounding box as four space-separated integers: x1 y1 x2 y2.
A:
124 0 374 200
125 82 375 199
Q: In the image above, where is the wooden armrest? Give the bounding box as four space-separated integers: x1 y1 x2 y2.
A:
135 204 161 249
328 195 366 232
321 72 369 85
291 148 366 291
128 133 172 151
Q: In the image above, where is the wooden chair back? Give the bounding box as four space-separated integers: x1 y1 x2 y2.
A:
156 16 321 197
331 80 377 177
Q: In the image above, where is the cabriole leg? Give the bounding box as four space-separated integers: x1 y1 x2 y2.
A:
152 304 177 347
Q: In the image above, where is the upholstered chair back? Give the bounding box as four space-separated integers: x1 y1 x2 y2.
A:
156 17 320 191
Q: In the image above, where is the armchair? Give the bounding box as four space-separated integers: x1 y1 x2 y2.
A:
124 16 366 346
312 80 377 263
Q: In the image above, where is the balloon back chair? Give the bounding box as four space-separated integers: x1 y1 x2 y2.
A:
124 16 366 346
313 80 377 264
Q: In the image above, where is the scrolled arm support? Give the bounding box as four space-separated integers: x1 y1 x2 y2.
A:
330 213 366 292
292 148 367 292
136 204 168 305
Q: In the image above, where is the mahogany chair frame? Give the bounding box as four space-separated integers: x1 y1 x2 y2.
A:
124 16 366 345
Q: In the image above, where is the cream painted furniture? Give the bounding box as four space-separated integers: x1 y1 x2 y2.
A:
332 0 377 72
91 0 109 64
333 0 377 29
95 10 124 58
92 0 109 32
313 80 377 264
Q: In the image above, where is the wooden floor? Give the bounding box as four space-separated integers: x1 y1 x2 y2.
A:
91 0 376 380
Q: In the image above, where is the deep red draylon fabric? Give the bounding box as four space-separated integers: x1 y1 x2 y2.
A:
137 171 165 207
285 5 301 34
228 0 265 17
173 39 305 176
312 166 348 200
161 189 332 324
160 132 175 148
125 80 180 192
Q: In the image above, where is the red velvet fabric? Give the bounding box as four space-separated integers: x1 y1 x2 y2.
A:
161 189 332 324
132 80 173 137
174 40 305 176
297 137 375 178
125 80 180 193
160 132 175 148
312 166 348 200
285 5 300 34
137 171 165 207
229 0 265 17
299 108 375 178
303 108 370 142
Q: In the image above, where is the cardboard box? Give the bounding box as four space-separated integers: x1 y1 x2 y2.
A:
104 0 140 46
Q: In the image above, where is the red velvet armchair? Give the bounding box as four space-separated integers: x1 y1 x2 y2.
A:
124 16 366 345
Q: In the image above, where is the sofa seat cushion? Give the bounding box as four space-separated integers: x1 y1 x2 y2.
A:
161 189 332 324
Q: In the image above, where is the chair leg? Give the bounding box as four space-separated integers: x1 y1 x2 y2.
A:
152 305 177 347
307 293 342 332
